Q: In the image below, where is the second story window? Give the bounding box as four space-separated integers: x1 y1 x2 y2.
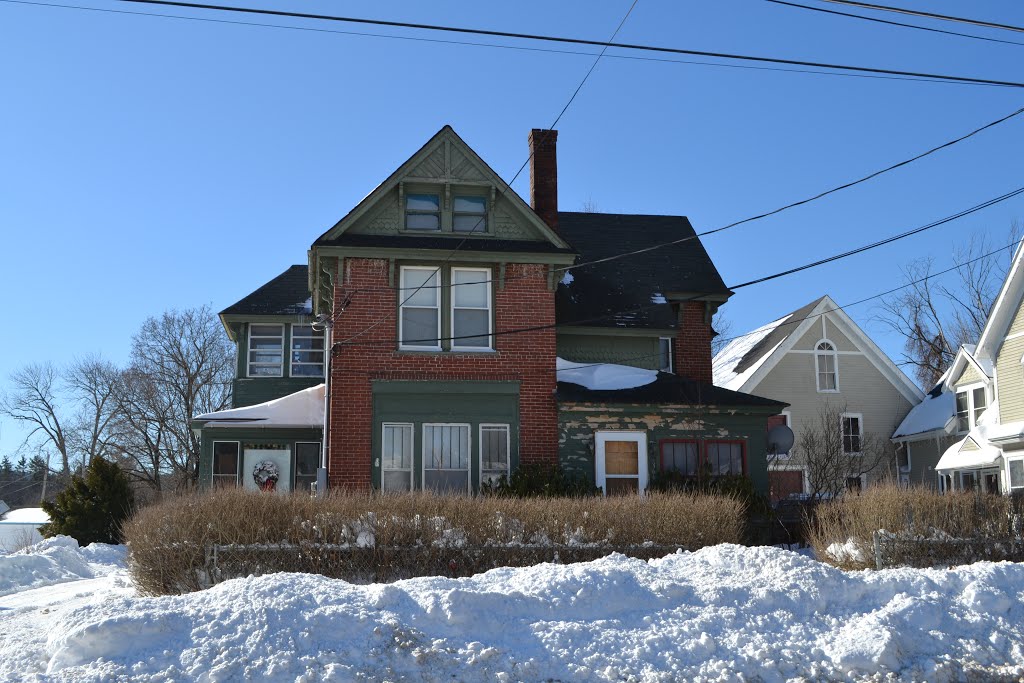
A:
659 337 673 373
815 340 838 392
955 385 987 433
248 324 284 377
399 267 441 349
453 196 487 233
290 325 325 377
451 268 492 349
406 194 440 231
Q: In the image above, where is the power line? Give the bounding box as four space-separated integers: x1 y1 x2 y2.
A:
763 0 1024 48
337 183 1024 349
819 0 1024 34
2 0 1011 88
337 0 639 345
102 0 1024 88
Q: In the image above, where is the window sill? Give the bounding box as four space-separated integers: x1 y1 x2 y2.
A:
398 229 493 237
816 389 841 394
395 349 498 356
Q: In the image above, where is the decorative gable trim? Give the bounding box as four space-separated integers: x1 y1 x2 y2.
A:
313 126 570 250
944 346 993 391
976 242 1024 361
736 295 923 404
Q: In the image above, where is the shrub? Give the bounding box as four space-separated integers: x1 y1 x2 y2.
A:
808 484 1020 569
41 457 135 545
482 463 599 497
124 489 745 595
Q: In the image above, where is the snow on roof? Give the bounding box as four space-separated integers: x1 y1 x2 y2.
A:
936 436 1002 471
194 384 325 428
0 508 49 525
892 371 955 440
556 358 658 391
712 315 790 391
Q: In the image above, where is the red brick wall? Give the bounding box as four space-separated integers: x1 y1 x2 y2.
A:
327 257 558 490
528 129 558 232
674 301 713 384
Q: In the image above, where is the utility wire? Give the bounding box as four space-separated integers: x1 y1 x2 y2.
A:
2 0 1011 88
336 184 1024 349
336 0 639 344
819 0 1024 35
763 0 1024 48
101 0 1024 88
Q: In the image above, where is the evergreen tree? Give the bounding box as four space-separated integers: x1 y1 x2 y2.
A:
28 455 48 482
0 456 12 477
41 457 135 544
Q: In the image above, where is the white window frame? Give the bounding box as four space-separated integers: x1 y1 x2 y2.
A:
658 337 673 373
289 324 325 378
955 382 987 434
398 266 442 351
815 339 839 393
422 423 472 494
450 267 493 352
247 323 284 378
1007 457 1024 492
381 423 414 492
841 412 864 455
479 423 511 487
595 431 648 497
212 440 241 488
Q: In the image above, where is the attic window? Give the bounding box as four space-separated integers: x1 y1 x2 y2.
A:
815 340 838 392
453 196 487 233
406 194 440 231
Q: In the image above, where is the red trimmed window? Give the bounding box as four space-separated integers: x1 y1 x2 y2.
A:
705 440 746 476
658 439 746 478
660 440 699 477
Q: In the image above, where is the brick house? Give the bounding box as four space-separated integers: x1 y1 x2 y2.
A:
193 126 785 495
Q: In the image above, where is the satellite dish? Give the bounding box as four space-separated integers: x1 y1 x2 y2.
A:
767 424 795 455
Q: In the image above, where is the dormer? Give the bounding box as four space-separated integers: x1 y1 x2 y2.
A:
945 346 993 435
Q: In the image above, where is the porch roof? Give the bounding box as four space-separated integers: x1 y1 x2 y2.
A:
935 436 1002 472
193 384 325 429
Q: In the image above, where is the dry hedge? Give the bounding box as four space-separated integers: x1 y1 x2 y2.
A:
808 484 1024 570
125 489 745 595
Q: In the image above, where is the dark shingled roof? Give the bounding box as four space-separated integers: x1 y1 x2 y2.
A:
729 296 827 376
557 373 787 408
220 265 312 316
316 233 575 254
555 213 730 330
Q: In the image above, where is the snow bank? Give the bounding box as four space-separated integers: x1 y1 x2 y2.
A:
19 545 1024 681
0 507 49 552
0 535 125 597
556 357 657 391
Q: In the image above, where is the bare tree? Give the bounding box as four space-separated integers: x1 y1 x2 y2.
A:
793 402 894 500
114 306 234 488
65 355 120 468
0 363 72 473
877 224 1022 387
711 309 732 357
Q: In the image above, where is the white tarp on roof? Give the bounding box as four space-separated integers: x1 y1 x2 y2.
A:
712 316 789 391
194 384 325 428
556 358 657 391
935 436 1002 471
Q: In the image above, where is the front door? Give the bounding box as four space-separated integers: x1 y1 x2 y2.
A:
595 431 648 496
769 470 804 502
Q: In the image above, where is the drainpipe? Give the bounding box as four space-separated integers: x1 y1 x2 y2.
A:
316 316 333 497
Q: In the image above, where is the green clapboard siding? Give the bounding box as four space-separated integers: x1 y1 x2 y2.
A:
197 427 323 490
371 380 519 492
557 334 664 370
558 405 776 495
233 377 323 408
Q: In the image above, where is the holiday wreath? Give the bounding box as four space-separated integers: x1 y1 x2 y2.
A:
253 460 280 492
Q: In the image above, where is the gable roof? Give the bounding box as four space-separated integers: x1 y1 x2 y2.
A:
312 125 571 252
555 213 731 330
974 241 1024 361
945 344 993 390
220 265 311 317
712 295 923 403
892 368 956 440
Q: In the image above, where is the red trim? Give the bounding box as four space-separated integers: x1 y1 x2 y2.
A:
657 438 747 477
703 439 747 477
659 439 699 475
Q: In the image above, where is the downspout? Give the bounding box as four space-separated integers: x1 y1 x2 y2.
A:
317 319 333 497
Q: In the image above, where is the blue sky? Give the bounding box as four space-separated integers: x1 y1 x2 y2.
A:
1 0 1022 456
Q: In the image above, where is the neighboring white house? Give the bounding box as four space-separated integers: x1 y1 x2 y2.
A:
933 244 1024 495
0 502 49 552
714 295 923 500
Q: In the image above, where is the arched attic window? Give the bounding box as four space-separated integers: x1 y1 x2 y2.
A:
815 340 839 392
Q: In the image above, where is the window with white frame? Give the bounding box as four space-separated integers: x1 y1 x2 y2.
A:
480 424 510 486
815 340 838 392
405 193 440 231
212 441 240 489
955 385 987 434
453 196 487 233
1008 458 1024 492
248 324 284 376
423 424 470 493
290 325 325 377
381 423 414 491
842 414 863 454
399 267 441 349
659 337 673 373
451 268 492 349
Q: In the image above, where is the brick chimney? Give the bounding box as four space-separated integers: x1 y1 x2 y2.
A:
674 301 714 384
529 128 558 231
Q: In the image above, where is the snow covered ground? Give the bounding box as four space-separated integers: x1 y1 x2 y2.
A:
2 538 1024 682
